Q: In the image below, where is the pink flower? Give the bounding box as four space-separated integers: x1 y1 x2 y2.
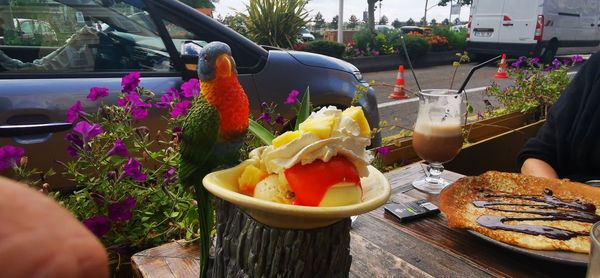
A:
123 157 146 182
73 121 103 143
170 100 191 119
376 146 391 156
181 79 200 98
121 72 140 93
87 87 109 101
108 196 136 222
285 90 300 105
66 100 83 123
107 139 129 157
257 112 271 123
83 215 112 237
0 145 25 170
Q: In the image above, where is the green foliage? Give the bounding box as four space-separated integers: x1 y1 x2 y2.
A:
329 15 338 29
486 57 573 118
352 28 376 51
5 76 200 266
378 15 388 25
179 0 215 8
399 35 430 58
249 119 275 145
348 15 359 29
313 12 326 29
239 0 309 48
221 14 247 36
304 40 346 58
294 87 312 131
432 26 467 50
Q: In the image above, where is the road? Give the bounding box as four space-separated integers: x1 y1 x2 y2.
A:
364 59 583 139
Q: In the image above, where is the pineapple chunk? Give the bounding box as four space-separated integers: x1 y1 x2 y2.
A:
299 115 337 139
238 164 267 195
272 130 302 148
343 106 370 136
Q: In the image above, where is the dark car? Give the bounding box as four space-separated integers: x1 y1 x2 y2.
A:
0 0 380 177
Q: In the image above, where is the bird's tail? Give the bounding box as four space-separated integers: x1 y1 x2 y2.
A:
194 183 213 278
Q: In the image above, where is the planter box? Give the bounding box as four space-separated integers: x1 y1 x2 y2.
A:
344 51 460 73
381 111 542 168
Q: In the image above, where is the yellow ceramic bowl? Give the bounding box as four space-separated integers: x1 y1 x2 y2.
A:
202 160 391 229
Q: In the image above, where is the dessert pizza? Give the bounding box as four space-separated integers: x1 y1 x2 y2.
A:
439 171 600 253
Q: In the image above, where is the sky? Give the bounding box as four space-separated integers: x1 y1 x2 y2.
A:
213 0 471 24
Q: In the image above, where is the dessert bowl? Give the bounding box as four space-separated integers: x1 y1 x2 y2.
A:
203 159 391 229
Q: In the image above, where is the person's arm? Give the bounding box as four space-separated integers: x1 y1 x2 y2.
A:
521 158 558 179
0 176 108 278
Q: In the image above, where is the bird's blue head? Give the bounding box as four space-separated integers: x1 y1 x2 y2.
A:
197 41 237 81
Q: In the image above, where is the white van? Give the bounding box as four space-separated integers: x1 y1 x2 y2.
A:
466 0 600 62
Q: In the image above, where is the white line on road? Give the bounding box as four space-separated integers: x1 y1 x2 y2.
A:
377 86 490 109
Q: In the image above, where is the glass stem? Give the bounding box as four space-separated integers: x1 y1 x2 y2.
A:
425 162 445 185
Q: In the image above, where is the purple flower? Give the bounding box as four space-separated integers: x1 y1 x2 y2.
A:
0 145 25 170
65 133 83 158
170 100 191 119
544 66 554 72
285 90 300 105
90 192 105 206
108 196 136 222
83 215 112 237
121 72 140 93
511 57 524 68
107 139 129 157
155 93 174 109
181 79 200 98
87 87 109 101
123 157 146 182
572 55 584 63
275 115 285 125
73 121 103 143
529 57 540 66
66 100 83 123
131 107 148 120
163 167 177 183
551 58 561 69
257 112 272 123
375 146 391 156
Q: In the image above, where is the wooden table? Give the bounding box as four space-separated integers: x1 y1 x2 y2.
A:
132 163 588 277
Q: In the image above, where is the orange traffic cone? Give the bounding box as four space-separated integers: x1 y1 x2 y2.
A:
495 53 508 79
388 65 408 100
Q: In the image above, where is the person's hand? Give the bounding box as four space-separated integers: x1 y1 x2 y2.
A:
0 176 108 278
521 158 559 179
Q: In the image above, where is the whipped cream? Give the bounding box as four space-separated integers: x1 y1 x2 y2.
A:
250 106 373 177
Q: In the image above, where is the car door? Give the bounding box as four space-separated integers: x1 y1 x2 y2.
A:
0 0 183 188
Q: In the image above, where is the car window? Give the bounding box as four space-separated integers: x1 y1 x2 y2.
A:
0 0 175 74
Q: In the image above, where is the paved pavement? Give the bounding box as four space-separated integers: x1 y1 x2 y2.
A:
364 57 585 138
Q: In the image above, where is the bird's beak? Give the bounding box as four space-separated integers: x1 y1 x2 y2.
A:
216 53 234 77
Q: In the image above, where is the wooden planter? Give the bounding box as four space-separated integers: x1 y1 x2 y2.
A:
381 111 543 172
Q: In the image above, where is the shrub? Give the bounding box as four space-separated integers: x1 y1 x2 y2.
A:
432 27 466 50
239 0 309 48
352 28 376 53
399 33 430 58
304 40 346 58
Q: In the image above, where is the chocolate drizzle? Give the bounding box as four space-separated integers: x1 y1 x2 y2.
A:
473 188 599 240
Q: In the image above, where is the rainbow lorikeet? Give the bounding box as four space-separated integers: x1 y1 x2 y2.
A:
178 41 249 277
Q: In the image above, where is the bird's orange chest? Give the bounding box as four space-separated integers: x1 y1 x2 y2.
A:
201 77 249 139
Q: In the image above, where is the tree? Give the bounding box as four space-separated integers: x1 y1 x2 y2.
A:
378 15 388 25
392 18 402 28
348 15 359 29
222 14 247 36
438 0 472 6
330 15 338 29
367 0 382 31
420 16 427 26
430 18 437 26
314 12 326 29
179 0 215 8
406 18 415 26
442 18 450 26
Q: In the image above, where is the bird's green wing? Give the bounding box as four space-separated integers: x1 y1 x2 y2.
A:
178 96 220 187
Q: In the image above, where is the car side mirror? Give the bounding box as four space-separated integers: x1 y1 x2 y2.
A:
180 41 202 80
